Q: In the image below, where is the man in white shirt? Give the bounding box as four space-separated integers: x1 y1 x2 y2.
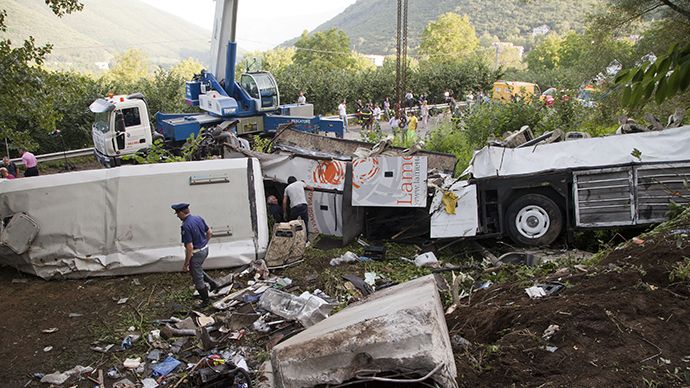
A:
297 91 306 104
283 176 314 236
373 104 382 122
338 100 348 131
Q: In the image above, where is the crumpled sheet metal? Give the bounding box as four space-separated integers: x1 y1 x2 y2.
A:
270 275 458 388
465 125 690 179
0 159 269 279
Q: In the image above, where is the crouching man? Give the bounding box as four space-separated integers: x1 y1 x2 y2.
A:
172 202 219 307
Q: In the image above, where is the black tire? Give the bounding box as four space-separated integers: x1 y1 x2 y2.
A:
505 194 563 246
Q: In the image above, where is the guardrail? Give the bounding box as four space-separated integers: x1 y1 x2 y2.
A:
10 147 94 166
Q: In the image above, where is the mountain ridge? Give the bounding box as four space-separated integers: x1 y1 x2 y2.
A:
0 0 212 71
283 0 603 54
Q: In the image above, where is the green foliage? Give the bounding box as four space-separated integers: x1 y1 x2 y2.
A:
669 257 690 283
293 28 356 71
124 139 183 164
105 48 151 84
424 121 475 173
519 30 636 89
616 40 690 108
251 135 273 153
170 57 203 80
412 58 499 101
418 13 479 62
525 34 563 72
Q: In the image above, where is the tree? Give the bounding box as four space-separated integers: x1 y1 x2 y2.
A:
293 28 356 71
170 57 203 80
0 0 83 152
238 47 295 75
616 40 690 107
526 34 563 71
105 49 151 84
418 13 479 63
595 0 690 30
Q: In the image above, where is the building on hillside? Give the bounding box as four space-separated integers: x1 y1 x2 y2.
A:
362 54 385 67
532 24 550 37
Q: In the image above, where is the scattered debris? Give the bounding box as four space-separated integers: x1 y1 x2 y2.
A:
258 287 333 327
414 251 440 268
42 346 52 352
265 220 307 268
632 237 645 246
40 366 93 385
329 251 362 266
498 251 540 266
525 282 566 299
141 378 159 388
11 278 28 284
117 297 129 304
542 324 561 340
113 378 136 388
68 313 83 318
151 356 181 377
123 357 141 369
41 327 59 334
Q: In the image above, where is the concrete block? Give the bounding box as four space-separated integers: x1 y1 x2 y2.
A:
270 275 458 387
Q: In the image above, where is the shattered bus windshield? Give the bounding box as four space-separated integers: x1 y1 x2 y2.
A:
94 112 110 133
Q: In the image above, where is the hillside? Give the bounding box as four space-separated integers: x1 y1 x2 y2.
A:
0 0 211 71
289 0 603 54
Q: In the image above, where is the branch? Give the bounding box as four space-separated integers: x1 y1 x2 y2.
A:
658 0 690 21
610 3 665 30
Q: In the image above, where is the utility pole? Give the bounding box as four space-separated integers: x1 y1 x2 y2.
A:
395 0 408 111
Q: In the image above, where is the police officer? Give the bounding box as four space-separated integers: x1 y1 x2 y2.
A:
172 203 219 307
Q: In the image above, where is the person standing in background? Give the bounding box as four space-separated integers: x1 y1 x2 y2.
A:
297 91 306 104
20 148 39 177
338 100 348 131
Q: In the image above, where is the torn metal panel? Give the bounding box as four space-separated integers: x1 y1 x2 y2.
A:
466 125 690 179
0 159 269 279
273 128 457 174
262 155 347 191
352 156 428 207
430 179 479 238
307 191 343 236
270 275 458 388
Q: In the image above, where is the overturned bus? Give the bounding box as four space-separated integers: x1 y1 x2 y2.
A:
431 125 690 245
0 159 269 279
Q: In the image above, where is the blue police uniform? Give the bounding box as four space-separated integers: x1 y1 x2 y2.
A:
172 203 213 294
181 215 209 249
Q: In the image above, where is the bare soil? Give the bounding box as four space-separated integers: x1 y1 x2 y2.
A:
448 215 690 387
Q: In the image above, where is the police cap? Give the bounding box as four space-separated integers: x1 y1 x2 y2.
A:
171 203 190 212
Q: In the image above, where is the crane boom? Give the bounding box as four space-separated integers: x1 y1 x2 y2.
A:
209 0 239 93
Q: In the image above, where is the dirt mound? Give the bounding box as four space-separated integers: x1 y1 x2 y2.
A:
448 211 690 387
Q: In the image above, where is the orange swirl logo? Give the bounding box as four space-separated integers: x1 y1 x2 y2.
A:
352 158 380 189
312 160 345 186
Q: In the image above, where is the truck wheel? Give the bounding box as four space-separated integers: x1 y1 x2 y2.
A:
506 194 563 246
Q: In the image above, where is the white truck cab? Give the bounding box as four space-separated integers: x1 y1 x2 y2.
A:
90 93 153 167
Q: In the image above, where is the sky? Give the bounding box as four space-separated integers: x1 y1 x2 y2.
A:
138 0 357 51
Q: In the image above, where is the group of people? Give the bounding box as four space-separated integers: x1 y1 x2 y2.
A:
1 149 39 180
337 95 431 133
